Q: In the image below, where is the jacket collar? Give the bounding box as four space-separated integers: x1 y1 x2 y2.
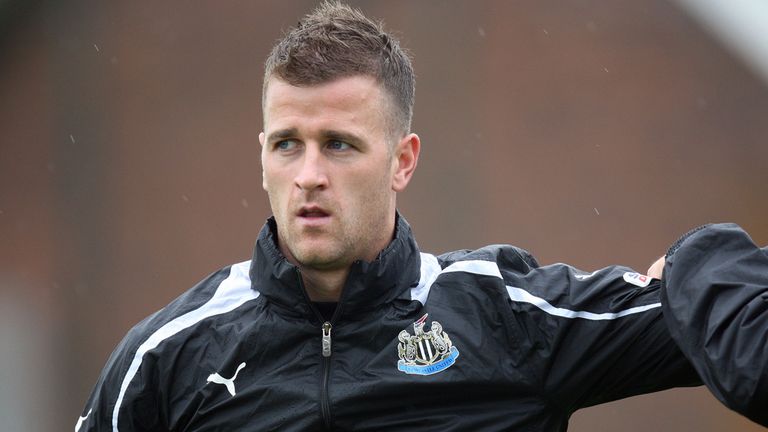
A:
250 212 421 321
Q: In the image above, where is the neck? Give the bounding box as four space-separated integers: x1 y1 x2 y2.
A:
299 266 349 302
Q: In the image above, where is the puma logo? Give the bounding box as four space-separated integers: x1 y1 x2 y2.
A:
207 362 246 396
75 408 92 432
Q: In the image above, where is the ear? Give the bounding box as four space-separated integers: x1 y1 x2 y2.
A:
392 133 420 192
259 132 268 191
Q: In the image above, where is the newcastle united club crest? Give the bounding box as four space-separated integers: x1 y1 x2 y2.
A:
397 314 460 375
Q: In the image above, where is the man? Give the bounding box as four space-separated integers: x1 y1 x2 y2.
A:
77 2 710 430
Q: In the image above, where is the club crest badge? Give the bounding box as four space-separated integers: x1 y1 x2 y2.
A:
397 314 460 375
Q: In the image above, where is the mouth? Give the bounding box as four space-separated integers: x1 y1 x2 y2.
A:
297 206 331 219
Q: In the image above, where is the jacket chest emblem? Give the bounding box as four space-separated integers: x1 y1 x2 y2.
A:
206 362 246 396
397 314 460 375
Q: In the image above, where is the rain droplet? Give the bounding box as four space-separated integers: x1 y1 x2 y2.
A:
94 43 100 52
593 207 600 216
182 194 190 202
70 134 76 143
241 198 249 208
543 29 549 35
477 27 486 38
602 67 609 73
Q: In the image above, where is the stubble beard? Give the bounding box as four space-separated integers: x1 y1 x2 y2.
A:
287 227 355 271
277 198 394 272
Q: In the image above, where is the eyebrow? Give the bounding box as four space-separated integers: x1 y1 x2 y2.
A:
322 130 363 145
266 128 363 146
266 128 298 143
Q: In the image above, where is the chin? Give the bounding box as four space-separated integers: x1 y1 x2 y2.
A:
292 246 343 269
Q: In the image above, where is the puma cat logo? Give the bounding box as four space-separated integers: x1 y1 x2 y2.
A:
206 362 246 396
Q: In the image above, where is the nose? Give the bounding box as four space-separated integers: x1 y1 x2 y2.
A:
294 146 328 191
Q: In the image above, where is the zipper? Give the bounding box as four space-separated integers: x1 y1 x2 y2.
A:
322 321 332 357
295 268 345 431
320 325 333 430
321 298 346 430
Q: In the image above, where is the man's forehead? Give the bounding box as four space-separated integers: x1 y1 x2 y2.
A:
262 75 390 129
263 75 383 101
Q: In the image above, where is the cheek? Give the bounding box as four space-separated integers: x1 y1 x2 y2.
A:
350 167 392 210
262 170 289 209
262 164 288 191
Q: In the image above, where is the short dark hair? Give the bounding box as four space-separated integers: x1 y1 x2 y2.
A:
263 1 415 137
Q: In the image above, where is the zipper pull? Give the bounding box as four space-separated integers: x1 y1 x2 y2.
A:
321 322 332 357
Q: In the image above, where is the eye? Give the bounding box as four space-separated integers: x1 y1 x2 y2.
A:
275 140 298 151
327 140 351 151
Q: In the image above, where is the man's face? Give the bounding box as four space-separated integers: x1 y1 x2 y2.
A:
260 75 418 272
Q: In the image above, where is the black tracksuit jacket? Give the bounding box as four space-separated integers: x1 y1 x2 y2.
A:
78 215 704 431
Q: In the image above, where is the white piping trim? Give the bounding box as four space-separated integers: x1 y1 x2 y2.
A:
112 260 258 432
410 253 441 305
505 286 661 320
442 260 502 279
443 259 661 321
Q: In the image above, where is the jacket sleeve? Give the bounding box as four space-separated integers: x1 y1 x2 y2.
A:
661 223 768 426
498 252 701 414
76 316 164 432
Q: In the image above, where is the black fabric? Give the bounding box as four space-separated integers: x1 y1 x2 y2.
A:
662 223 768 427
313 302 338 321
77 214 703 432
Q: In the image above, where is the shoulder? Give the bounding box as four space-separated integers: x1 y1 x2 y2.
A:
412 245 539 307
80 260 260 430
107 260 259 397
435 244 539 274
119 260 259 362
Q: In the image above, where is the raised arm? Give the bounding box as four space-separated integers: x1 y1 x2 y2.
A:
661 223 768 427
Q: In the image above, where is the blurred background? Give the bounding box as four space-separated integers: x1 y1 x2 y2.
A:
1 0 766 430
